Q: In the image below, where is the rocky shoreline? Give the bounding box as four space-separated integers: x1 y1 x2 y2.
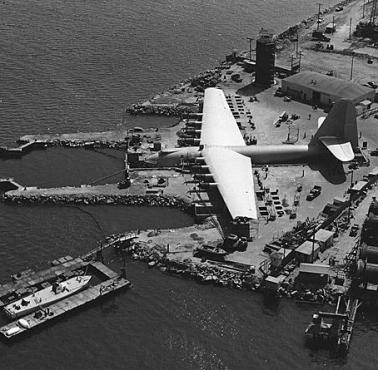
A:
125 0 358 118
1 192 192 212
118 236 340 304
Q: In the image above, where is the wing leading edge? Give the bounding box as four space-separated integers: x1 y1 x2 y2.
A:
202 147 257 220
201 88 245 147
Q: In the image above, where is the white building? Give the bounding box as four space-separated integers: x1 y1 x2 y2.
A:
282 71 375 107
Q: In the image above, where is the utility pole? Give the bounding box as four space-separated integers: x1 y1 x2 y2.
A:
370 0 377 24
349 17 352 40
247 37 254 60
363 0 366 18
373 0 378 25
332 15 335 33
298 51 304 72
350 53 355 80
311 225 316 263
317 3 322 31
349 169 354 188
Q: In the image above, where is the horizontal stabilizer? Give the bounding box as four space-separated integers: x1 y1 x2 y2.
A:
318 117 326 128
319 137 354 162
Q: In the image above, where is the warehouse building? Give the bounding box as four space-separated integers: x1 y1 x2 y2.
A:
281 71 375 107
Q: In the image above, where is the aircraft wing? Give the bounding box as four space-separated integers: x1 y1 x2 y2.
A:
202 147 257 220
200 88 245 146
319 137 354 162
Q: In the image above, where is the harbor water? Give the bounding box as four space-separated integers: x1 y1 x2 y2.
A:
1 0 378 368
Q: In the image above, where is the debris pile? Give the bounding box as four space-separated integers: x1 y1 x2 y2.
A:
129 242 261 290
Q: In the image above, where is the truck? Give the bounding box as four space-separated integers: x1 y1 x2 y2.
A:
312 31 330 42
306 185 322 201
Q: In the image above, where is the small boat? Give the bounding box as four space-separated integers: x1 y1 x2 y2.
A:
194 244 227 260
3 275 92 319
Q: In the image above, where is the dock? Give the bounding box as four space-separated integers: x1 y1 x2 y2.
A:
305 295 361 355
0 140 47 158
0 276 130 339
0 178 22 192
0 257 87 307
0 252 132 339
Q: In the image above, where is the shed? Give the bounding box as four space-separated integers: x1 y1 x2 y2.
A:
297 263 330 285
368 167 378 182
314 229 334 251
349 180 369 196
264 276 281 291
325 23 336 33
281 71 375 106
333 196 348 206
360 99 372 109
270 248 294 268
295 241 320 263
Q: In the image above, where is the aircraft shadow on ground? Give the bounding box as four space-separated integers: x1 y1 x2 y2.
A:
236 83 269 97
308 156 346 185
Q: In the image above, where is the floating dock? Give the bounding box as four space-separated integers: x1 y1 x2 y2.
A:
0 253 131 339
0 256 87 307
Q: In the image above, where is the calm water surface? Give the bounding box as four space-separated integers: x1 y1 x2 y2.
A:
1 0 377 369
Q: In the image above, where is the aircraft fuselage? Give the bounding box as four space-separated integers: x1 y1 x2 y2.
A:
147 144 322 167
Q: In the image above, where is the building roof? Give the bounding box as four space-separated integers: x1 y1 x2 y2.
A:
360 99 372 106
350 180 369 192
314 229 334 242
369 167 378 177
283 71 373 100
296 241 320 256
299 263 330 275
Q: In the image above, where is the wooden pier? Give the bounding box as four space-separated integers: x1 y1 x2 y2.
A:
337 297 361 354
0 276 130 339
0 253 132 339
306 295 361 355
0 140 47 158
0 257 87 308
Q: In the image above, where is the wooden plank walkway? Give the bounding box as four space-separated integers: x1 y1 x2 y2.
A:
338 298 361 354
0 276 131 339
90 261 118 279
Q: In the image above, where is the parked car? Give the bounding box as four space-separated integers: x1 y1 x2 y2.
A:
306 185 322 201
349 224 359 237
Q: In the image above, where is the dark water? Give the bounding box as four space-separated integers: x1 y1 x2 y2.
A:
1 0 377 369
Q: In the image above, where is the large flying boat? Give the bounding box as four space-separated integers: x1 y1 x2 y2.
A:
146 88 358 220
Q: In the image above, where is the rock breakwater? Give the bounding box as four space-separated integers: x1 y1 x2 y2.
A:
1 192 192 212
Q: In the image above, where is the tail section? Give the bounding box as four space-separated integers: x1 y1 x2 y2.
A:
311 99 358 162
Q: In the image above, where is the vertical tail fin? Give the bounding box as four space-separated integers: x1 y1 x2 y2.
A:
312 99 358 148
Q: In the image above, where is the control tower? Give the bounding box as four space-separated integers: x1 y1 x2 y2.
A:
255 29 275 86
